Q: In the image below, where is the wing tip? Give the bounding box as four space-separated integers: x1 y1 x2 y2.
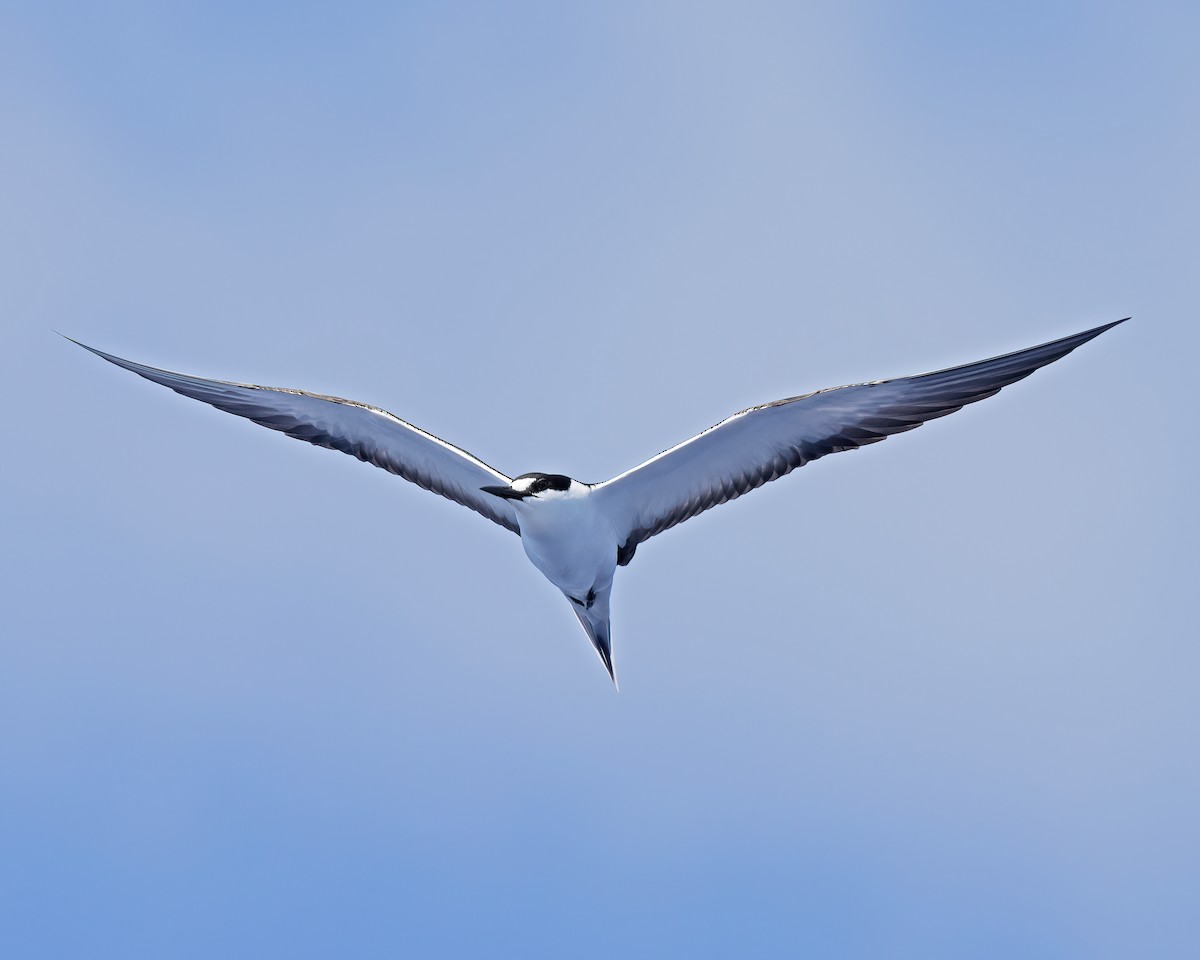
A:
1084 316 1130 338
57 331 89 350
58 333 126 367
1049 316 1129 356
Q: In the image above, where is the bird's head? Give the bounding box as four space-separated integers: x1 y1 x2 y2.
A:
480 472 580 501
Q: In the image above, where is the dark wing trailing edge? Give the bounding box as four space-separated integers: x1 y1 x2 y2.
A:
594 319 1126 564
67 339 522 534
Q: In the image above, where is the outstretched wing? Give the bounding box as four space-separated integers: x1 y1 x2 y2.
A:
594 320 1124 564
70 339 521 534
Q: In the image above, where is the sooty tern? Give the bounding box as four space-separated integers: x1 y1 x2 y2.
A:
67 320 1124 686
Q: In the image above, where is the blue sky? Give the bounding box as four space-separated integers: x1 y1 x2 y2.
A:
1 2 1196 957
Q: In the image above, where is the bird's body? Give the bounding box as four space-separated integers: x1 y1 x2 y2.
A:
515 481 615 603
67 320 1124 685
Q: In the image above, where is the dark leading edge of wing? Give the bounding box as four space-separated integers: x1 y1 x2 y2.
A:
595 319 1126 565
66 338 523 534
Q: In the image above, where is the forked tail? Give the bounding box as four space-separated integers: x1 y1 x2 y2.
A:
569 601 617 690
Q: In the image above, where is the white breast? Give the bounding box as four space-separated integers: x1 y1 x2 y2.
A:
516 490 618 598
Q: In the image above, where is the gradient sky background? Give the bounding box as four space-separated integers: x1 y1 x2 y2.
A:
2 2 1196 957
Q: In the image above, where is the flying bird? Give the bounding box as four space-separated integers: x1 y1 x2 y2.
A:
67 320 1124 686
